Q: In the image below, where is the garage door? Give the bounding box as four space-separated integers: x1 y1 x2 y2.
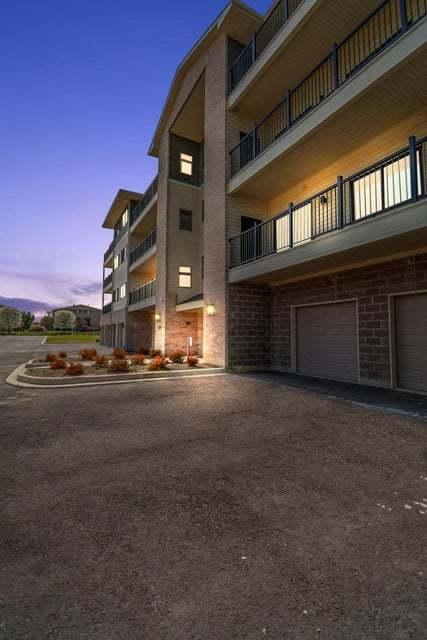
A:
296 301 358 383
395 293 427 394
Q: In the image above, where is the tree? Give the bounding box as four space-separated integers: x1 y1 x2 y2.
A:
21 311 35 331
40 313 54 330
0 306 22 333
53 310 76 331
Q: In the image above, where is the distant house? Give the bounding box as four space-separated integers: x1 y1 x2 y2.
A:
52 305 101 330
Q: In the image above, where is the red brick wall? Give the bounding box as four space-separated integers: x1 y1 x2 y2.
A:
228 253 427 387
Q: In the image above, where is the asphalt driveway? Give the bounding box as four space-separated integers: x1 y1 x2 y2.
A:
0 337 426 639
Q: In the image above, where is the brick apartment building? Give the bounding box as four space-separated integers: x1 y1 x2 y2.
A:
101 0 427 394
53 305 101 330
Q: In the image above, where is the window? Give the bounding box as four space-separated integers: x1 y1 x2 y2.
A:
120 284 126 299
201 200 204 223
179 209 192 231
114 255 119 269
201 256 204 280
122 208 129 227
180 153 193 176
120 247 126 263
179 266 192 288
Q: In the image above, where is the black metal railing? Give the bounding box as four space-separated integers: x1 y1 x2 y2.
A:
130 228 157 265
128 280 157 307
104 240 114 262
230 0 426 177
229 0 304 92
103 273 113 288
130 175 158 228
229 136 426 268
103 302 112 314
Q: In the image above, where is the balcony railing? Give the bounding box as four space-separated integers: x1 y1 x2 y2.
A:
229 136 427 269
104 240 114 262
130 175 158 228
103 273 113 288
129 280 157 307
130 228 157 266
103 302 112 314
230 0 426 177
229 0 304 92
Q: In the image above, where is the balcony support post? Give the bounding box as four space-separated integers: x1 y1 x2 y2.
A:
337 176 344 228
252 126 257 161
332 43 339 89
408 136 418 202
284 0 289 21
399 0 408 32
288 202 294 249
251 33 256 64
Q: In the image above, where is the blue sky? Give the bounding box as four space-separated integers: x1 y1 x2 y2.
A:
0 0 271 314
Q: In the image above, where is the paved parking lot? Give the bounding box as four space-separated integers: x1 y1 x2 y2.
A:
0 337 426 639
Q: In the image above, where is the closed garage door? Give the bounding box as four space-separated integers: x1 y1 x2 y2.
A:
395 293 427 393
296 301 358 383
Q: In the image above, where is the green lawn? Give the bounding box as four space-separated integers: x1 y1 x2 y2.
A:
45 333 100 344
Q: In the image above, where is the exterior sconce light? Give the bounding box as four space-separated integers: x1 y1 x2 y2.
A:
207 304 216 316
155 313 161 322
320 194 328 204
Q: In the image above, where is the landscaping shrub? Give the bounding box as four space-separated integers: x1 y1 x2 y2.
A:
45 353 57 363
147 356 168 371
65 363 85 376
50 359 66 370
187 356 199 367
169 350 185 364
58 351 67 359
94 355 108 368
108 359 130 373
113 348 127 359
80 348 97 361
131 354 146 366
137 347 150 355
150 349 162 357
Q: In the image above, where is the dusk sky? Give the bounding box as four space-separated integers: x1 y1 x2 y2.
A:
0 0 271 315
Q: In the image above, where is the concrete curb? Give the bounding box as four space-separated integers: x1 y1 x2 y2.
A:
7 364 227 389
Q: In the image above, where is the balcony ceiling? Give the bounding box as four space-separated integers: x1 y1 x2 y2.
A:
232 54 427 201
231 0 386 121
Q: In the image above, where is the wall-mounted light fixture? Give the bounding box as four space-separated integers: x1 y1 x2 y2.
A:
320 194 328 205
155 313 161 322
206 304 216 316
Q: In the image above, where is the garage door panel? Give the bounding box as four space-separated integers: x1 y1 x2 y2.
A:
296 301 358 383
395 293 427 393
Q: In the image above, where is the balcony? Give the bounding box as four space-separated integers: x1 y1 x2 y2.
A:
130 176 158 229
229 0 305 92
103 302 112 315
129 228 157 269
128 280 156 309
103 273 113 290
229 137 427 281
104 240 114 264
229 0 427 180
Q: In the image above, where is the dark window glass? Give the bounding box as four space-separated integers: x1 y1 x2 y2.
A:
179 209 193 232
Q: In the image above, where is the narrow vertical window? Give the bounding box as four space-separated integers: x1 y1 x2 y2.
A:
179 209 192 231
180 153 193 176
179 266 192 288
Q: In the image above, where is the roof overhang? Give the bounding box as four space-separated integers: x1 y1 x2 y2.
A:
102 189 144 229
148 1 263 157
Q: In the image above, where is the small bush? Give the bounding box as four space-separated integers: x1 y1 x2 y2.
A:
94 355 108 368
169 350 185 364
187 356 199 367
147 356 168 371
45 353 57 363
113 348 127 359
50 359 66 370
137 347 150 355
150 349 162 357
65 363 85 376
80 348 97 361
58 351 67 359
108 359 130 373
131 354 146 366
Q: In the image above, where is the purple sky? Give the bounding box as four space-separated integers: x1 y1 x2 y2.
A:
0 0 271 315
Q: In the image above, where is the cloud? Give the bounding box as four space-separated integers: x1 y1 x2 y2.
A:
69 282 102 296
